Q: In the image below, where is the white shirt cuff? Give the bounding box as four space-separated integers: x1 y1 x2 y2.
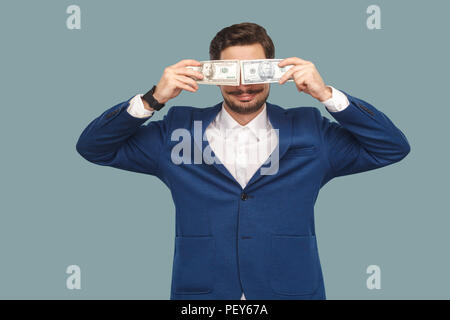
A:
127 94 155 118
322 86 350 112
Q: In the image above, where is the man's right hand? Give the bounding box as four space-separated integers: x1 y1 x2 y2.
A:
144 60 204 109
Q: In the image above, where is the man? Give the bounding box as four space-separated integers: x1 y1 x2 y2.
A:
76 22 410 300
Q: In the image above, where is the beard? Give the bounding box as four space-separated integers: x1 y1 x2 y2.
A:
222 87 270 115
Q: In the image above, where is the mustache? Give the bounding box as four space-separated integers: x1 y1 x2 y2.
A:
228 88 264 95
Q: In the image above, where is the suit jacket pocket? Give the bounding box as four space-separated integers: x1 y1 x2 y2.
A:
173 235 215 294
270 234 320 296
284 145 318 158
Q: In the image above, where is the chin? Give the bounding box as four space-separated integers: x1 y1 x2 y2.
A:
221 85 270 115
224 94 268 115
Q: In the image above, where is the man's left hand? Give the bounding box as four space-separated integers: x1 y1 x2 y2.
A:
278 57 332 102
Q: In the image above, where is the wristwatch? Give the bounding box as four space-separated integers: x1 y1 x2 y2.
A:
142 85 165 111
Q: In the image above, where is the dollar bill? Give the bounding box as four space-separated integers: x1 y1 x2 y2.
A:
186 59 294 86
240 59 294 85
186 60 240 85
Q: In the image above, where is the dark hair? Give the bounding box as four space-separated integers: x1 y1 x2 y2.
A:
209 22 275 60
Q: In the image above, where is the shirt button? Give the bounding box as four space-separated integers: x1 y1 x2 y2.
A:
241 193 249 201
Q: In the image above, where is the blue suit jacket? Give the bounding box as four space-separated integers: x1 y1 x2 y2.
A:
76 91 410 300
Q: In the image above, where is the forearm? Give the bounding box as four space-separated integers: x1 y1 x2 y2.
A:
76 96 150 163
323 90 411 177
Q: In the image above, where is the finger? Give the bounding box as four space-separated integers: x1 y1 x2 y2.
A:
173 59 202 68
175 75 199 91
297 85 307 92
175 67 204 80
174 79 197 93
294 75 308 92
176 75 199 90
292 70 307 84
278 57 310 68
279 65 308 84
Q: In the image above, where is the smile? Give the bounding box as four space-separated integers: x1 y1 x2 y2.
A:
234 93 257 102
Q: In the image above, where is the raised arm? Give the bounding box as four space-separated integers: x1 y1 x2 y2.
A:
76 59 204 178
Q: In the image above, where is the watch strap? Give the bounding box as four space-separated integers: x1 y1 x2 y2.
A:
142 85 165 111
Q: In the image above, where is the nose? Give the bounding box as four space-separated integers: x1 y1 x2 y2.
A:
237 76 244 88
235 80 252 91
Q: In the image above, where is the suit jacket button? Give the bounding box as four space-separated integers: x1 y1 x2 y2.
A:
241 193 249 201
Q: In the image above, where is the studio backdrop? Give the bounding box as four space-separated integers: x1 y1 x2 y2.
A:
0 0 447 299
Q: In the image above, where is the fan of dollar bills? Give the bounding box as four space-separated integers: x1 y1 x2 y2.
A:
186 59 294 86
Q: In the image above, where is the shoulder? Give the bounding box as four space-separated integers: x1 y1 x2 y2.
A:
165 105 200 116
166 104 218 116
160 103 221 128
267 102 323 122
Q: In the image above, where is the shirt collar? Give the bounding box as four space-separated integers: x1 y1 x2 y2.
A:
216 102 270 141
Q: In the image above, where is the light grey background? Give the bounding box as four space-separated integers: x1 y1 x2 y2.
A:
0 0 447 299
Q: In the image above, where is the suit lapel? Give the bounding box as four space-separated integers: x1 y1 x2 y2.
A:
245 102 292 187
191 102 240 186
190 101 293 189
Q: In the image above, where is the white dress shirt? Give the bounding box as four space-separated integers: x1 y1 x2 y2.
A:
127 86 349 300
204 102 278 189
